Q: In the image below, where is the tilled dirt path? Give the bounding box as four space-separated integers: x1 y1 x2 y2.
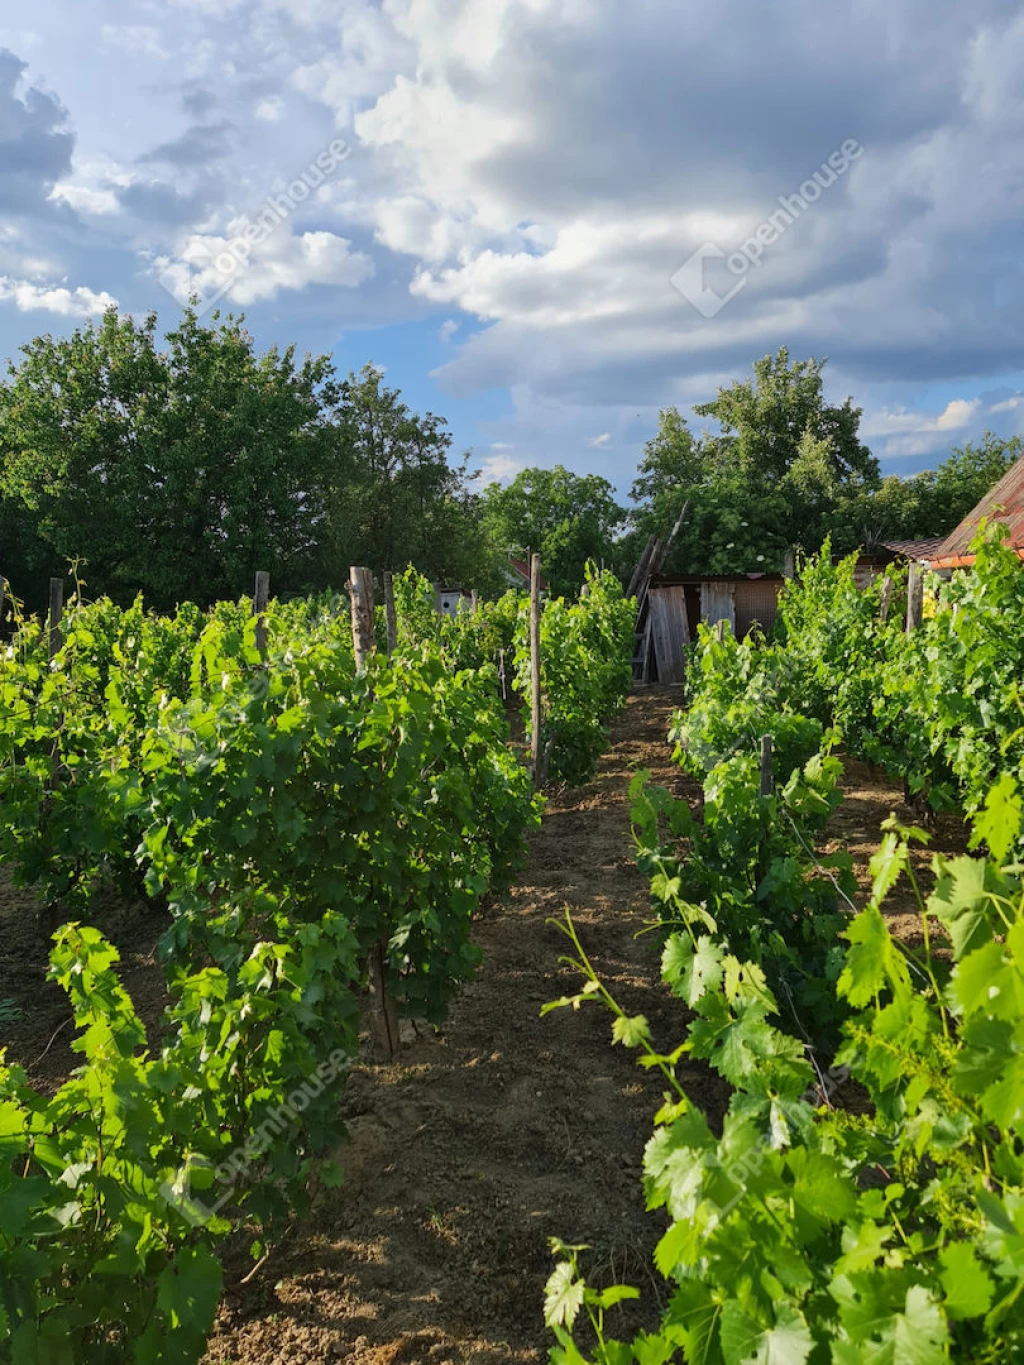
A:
204 687 710 1365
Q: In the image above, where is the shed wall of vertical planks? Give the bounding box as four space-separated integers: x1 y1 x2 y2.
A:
647 585 689 685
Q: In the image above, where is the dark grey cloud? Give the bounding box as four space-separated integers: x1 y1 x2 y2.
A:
0 48 73 212
180 85 219 118
137 118 235 167
117 176 225 226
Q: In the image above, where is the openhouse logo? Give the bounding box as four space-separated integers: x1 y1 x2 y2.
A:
671 139 864 319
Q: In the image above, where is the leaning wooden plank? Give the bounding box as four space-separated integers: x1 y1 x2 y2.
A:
649 586 688 685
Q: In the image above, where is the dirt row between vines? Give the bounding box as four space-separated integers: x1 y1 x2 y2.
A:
0 689 970 1364
203 686 701 1364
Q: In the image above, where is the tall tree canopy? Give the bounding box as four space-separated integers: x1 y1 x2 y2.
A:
0 309 339 608
628 348 880 573
327 365 484 587
0 309 491 610
833 432 1024 551
481 464 625 597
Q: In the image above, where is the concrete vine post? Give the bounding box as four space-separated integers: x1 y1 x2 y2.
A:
349 566 375 674
760 734 774 797
41 577 67 939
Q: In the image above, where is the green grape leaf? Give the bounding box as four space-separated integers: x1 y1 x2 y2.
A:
969 772 1023 864
938 1242 994 1321
838 904 909 1006
544 1260 586 1330
612 1014 652 1049
720 1300 814 1364
663 934 724 1007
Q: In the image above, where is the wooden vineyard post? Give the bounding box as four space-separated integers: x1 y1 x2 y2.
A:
756 733 774 886
383 570 398 656
253 570 270 659
782 548 796 580
716 619 726 645
760 734 774 797
48 577 64 660
349 566 375 673
906 564 924 634
41 577 67 937
879 574 893 625
349 565 399 1058
903 563 927 811
530 553 543 784
470 589 479 613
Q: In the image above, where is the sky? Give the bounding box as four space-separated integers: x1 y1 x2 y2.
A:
2 0 1024 497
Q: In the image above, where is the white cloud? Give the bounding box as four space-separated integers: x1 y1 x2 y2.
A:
157 227 374 305
51 183 121 215
5 0 1024 486
475 451 525 484
936 398 981 430
0 29 39 51
100 25 167 58
164 0 246 13
255 96 285 123
282 0 1024 433
0 276 117 317
863 398 981 439
588 432 611 447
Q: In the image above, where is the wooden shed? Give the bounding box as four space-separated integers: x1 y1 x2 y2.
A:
635 573 784 684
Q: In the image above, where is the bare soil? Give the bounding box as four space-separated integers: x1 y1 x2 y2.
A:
0 880 169 1095
0 693 973 1365
823 757 970 948
203 686 707 1364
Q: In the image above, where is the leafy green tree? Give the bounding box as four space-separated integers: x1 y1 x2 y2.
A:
627 349 879 575
694 347 877 493
0 308 340 608
0 497 61 620
481 465 625 597
326 365 489 588
0 312 495 607
834 432 1023 550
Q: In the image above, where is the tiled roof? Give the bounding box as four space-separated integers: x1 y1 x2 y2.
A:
880 538 947 561
508 556 550 589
